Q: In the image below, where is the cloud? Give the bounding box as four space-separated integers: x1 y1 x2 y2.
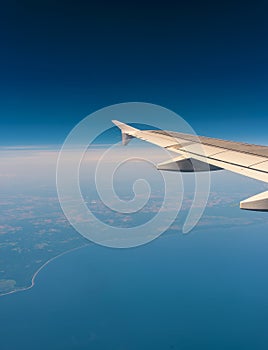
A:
0 225 22 235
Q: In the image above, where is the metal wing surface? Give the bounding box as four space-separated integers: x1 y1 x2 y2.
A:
112 120 268 211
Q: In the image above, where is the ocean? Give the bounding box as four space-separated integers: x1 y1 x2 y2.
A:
1 224 268 349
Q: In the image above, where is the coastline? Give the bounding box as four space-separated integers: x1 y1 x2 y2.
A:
0 243 90 298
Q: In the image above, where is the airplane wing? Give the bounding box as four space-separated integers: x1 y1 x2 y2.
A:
112 120 268 212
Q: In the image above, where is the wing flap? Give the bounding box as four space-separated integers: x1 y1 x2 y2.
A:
250 161 268 172
240 191 268 211
209 150 267 168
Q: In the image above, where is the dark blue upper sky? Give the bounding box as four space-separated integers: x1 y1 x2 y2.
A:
1 0 267 145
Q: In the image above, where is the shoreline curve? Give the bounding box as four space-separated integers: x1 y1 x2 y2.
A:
0 243 90 298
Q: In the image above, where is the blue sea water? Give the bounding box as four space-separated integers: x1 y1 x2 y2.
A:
1 224 268 350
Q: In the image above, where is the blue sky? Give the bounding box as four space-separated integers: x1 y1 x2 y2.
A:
0 1 267 145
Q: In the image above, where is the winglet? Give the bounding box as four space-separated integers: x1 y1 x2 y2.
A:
112 120 138 146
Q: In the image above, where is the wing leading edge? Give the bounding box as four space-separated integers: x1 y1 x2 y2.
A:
112 120 268 211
